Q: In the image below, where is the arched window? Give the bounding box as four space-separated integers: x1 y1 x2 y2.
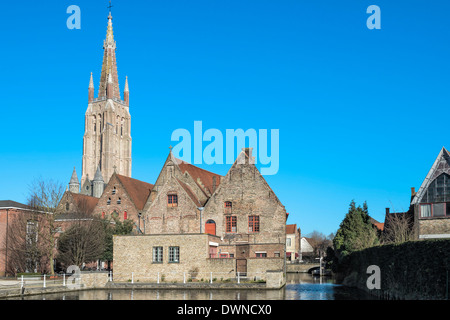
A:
112 186 116 195
117 198 121 204
107 198 111 205
421 173 450 203
224 201 232 214
65 202 70 211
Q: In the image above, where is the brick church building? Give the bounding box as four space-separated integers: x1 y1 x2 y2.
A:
57 9 288 281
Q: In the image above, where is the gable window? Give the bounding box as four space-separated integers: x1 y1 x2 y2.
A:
420 173 450 218
169 246 180 263
117 198 121 204
226 216 237 233
168 194 178 207
112 187 116 195
66 202 70 211
248 215 260 233
421 173 450 203
153 247 163 263
107 198 111 205
224 201 232 214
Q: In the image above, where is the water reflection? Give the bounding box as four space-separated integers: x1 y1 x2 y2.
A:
4 273 375 300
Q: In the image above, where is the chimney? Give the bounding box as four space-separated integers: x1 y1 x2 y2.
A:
385 208 390 215
242 147 254 164
411 187 416 196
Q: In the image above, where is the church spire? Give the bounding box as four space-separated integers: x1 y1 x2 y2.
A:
98 11 121 100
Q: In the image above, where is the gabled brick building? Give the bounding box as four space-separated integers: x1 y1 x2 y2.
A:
113 148 287 282
93 173 153 231
411 147 450 239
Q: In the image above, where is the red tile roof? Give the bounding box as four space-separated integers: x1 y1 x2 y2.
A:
176 160 222 196
71 193 99 214
286 224 297 234
116 174 154 211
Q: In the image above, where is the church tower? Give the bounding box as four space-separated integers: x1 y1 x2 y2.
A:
81 12 132 188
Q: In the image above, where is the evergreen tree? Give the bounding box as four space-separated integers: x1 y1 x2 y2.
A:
333 200 379 260
101 218 134 267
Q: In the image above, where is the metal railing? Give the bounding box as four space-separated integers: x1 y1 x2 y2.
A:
0 274 82 291
110 271 267 285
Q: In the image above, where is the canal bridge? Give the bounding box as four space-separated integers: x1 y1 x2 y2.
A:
286 263 320 273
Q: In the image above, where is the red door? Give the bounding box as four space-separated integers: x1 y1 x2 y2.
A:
205 220 216 235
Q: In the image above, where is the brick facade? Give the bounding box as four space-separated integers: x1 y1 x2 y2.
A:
113 148 287 280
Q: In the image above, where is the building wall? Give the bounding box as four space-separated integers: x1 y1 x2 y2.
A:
145 166 201 234
93 174 139 225
203 153 286 246
113 234 236 282
0 208 22 276
414 205 450 238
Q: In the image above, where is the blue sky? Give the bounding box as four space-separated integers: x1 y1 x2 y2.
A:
1 0 450 236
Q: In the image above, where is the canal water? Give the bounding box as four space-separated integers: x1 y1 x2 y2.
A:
4 273 375 300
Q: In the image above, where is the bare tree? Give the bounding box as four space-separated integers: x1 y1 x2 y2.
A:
56 211 106 269
306 230 333 258
5 209 51 275
382 211 415 244
26 178 65 275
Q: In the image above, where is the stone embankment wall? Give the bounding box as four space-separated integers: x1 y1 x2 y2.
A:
339 239 450 300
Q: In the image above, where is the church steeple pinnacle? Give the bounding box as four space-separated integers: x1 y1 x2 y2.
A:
88 72 94 103
98 11 120 100
124 76 129 107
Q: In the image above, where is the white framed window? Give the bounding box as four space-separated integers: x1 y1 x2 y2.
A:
152 247 163 263
169 246 180 263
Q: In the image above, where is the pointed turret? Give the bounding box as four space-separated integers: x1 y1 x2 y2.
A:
93 166 105 198
69 167 80 194
88 72 94 103
124 76 129 107
98 13 121 100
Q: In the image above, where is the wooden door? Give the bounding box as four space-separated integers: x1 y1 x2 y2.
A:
236 259 247 276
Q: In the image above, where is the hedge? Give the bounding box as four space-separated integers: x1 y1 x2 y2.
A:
338 239 450 300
